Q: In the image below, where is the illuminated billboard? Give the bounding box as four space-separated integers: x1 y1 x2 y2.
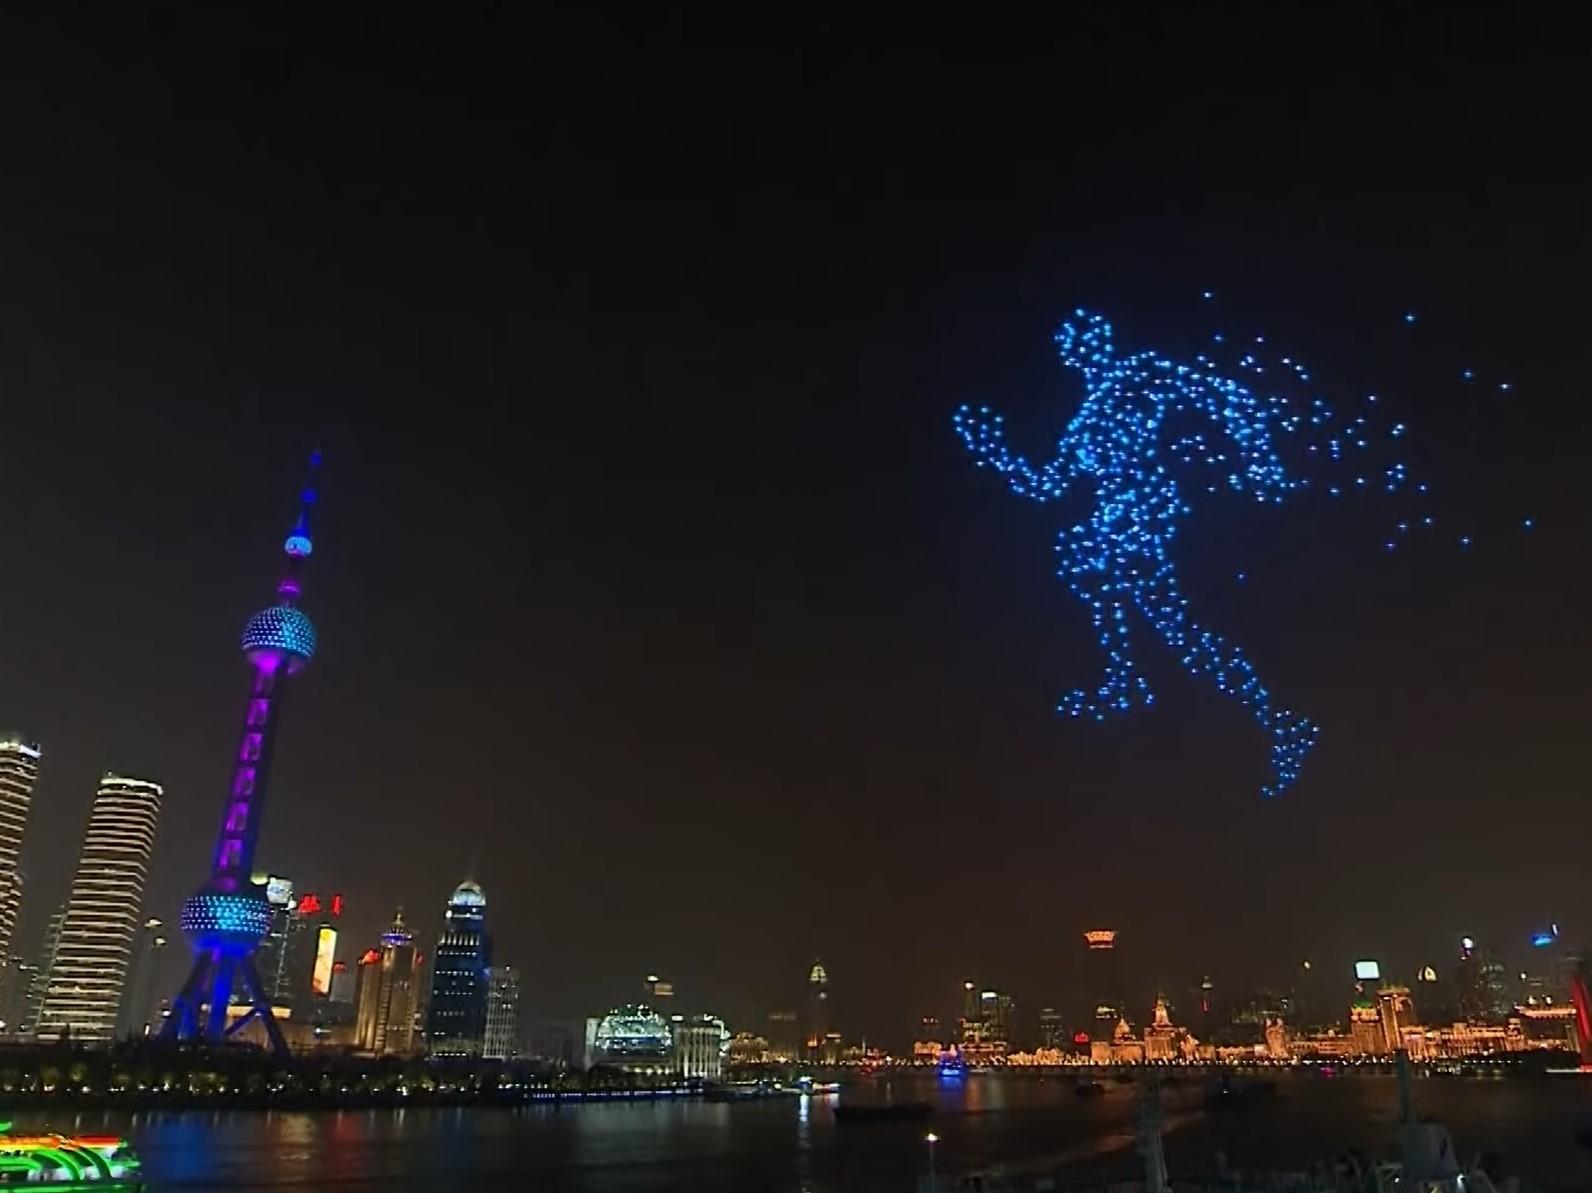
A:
312 926 338 995
1354 959 1381 982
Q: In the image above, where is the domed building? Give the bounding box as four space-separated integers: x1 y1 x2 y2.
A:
425 881 492 1057
583 1003 675 1076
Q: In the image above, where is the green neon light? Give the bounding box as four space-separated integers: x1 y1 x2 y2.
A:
31 1146 86 1179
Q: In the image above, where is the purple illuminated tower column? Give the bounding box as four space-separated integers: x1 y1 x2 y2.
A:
163 453 322 1054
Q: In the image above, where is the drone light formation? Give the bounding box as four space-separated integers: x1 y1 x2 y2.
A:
952 305 1531 798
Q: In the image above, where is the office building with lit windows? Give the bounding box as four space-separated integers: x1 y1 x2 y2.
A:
484 965 520 1060
0 736 41 964
355 909 423 1056
425 882 491 1057
37 774 163 1040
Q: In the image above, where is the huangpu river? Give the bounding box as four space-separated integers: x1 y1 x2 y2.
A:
11 1071 1592 1191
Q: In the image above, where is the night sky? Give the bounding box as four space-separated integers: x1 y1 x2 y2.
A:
1 7 1587 1047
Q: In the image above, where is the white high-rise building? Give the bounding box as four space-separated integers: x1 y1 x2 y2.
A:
0 736 42 962
483 964 520 1060
37 774 162 1040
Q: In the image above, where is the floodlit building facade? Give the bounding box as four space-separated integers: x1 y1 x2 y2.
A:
355 910 423 1056
37 774 163 1040
673 1013 729 1080
483 964 520 1061
0 736 40 965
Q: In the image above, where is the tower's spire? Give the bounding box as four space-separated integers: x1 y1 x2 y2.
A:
284 448 323 559
278 449 322 602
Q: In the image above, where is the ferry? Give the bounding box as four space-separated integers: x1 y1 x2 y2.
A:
0 1123 142 1188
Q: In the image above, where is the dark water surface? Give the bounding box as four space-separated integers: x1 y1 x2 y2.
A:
11 1073 1592 1191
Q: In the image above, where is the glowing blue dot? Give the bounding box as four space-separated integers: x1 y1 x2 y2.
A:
1403 312 1417 324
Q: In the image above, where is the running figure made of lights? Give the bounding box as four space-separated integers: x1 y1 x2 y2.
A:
953 310 1318 797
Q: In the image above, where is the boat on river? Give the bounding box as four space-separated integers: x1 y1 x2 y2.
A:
0 1123 143 1188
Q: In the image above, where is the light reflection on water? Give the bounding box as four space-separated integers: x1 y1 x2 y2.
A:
2 1073 1590 1192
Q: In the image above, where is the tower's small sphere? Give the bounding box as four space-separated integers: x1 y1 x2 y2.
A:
241 605 317 672
181 889 274 952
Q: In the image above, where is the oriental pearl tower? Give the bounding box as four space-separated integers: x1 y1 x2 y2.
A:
163 453 322 1054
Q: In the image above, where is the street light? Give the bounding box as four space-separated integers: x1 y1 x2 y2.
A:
925 1132 939 1190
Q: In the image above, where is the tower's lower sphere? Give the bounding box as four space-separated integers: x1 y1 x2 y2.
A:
241 604 316 672
181 889 274 952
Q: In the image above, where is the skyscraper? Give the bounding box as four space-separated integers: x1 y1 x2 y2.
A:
22 904 64 1036
37 773 163 1040
251 874 294 1001
116 917 168 1039
766 1009 801 1061
979 989 1015 1046
1084 929 1126 1033
426 882 490 1057
165 453 322 1056
483 964 520 1061
355 909 424 1055
0 736 41 963
805 960 830 1060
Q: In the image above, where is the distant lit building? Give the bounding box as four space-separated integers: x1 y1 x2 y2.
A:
1455 936 1485 1020
727 1032 769 1065
1413 964 1454 1025
643 974 675 1003
1143 995 1196 1061
0 955 36 1035
1084 930 1126 1034
116 917 167 1038
766 1009 800 1061
1091 1017 1144 1064
426 881 491 1057
979 989 1015 1047
804 960 830 1061
674 1012 729 1079
1481 953 1512 1021
353 948 382 1048
1349 999 1384 1054
355 909 423 1056
0 736 41 965
1037 1007 1066 1050
483 965 520 1061
585 1004 674 1075
37 774 162 1040
1515 1003 1577 1051
251 874 294 1002
1376 985 1414 1053
22 905 64 1036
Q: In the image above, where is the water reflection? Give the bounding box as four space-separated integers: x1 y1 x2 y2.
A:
6 1073 1588 1191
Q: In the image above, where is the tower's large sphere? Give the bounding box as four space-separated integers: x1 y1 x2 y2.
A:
181 889 274 952
241 605 317 672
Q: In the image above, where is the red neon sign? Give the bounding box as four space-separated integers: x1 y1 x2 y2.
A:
297 893 322 916
331 893 344 918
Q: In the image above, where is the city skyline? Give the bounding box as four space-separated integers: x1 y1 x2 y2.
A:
0 6 1588 1048
0 730 1583 1048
